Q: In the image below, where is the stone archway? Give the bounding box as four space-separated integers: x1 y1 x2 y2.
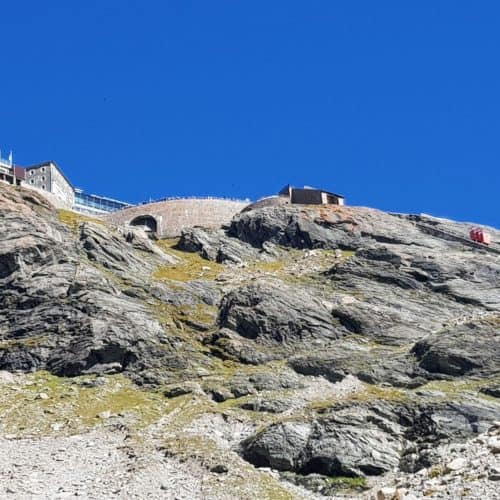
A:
129 215 158 234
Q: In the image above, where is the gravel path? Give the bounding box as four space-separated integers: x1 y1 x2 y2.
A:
0 429 210 499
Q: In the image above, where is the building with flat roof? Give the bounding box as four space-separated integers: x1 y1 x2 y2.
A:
74 188 133 216
0 154 24 186
278 184 345 205
24 161 75 208
244 184 345 212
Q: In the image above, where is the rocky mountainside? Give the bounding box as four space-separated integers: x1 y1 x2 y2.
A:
0 182 499 499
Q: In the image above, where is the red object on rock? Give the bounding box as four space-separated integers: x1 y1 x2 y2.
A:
470 228 491 245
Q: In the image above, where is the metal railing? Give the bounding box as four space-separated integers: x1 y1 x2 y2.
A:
137 195 251 205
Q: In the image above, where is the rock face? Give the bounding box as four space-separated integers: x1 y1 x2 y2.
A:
1 182 499 497
412 320 500 378
177 227 263 264
218 282 340 345
241 399 500 477
0 186 205 383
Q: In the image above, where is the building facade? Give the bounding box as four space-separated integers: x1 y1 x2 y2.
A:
244 185 345 212
24 161 75 208
0 155 24 186
74 188 133 216
279 185 345 205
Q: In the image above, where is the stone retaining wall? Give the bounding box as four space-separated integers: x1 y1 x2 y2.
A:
20 183 74 210
106 198 250 237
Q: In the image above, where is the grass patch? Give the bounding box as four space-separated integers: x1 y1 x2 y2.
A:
326 476 367 489
308 382 409 411
153 239 223 282
349 383 409 403
415 377 500 401
151 300 217 334
249 260 287 274
0 336 48 350
428 465 443 479
57 209 105 233
0 372 168 437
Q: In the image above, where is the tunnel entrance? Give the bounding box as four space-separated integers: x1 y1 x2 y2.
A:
130 215 158 234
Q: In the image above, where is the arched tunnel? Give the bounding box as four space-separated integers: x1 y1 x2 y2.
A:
129 215 158 234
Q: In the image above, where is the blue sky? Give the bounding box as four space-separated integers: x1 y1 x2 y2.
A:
1 1 499 227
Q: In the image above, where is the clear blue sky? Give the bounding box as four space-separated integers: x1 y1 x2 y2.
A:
1 1 499 227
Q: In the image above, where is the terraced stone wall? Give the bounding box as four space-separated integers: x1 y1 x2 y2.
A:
106 198 250 237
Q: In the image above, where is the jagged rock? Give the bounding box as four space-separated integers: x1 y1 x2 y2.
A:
80 222 173 278
327 244 500 344
209 464 228 474
241 403 402 476
242 421 312 470
288 342 427 388
241 400 499 477
445 457 467 472
163 382 201 398
218 282 340 346
207 387 234 403
480 386 500 398
240 397 295 413
246 371 303 391
228 206 354 249
227 205 461 251
412 320 500 378
0 185 208 382
204 328 276 365
178 227 262 264
1 183 499 496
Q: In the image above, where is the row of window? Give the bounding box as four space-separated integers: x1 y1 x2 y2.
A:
74 193 130 212
29 178 46 189
28 166 46 176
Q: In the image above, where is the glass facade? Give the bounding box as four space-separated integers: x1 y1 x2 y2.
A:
74 188 132 214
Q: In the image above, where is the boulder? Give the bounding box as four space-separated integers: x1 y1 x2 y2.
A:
218 282 340 346
412 321 500 377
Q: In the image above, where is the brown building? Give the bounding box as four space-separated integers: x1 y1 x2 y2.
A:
279 184 345 205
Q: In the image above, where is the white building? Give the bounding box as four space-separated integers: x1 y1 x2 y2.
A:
24 161 75 208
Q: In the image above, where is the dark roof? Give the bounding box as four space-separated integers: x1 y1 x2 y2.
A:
278 184 292 196
279 184 344 199
25 161 74 189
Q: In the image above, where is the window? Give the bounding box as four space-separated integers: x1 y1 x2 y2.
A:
30 170 34 176
30 179 34 184
42 185 46 190
41 176 46 181
41 167 46 173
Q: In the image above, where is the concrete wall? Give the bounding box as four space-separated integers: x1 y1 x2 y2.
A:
106 198 250 237
50 164 75 207
25 165 51 191
21 183 75 210
291 188 324 204
24 163 75 208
